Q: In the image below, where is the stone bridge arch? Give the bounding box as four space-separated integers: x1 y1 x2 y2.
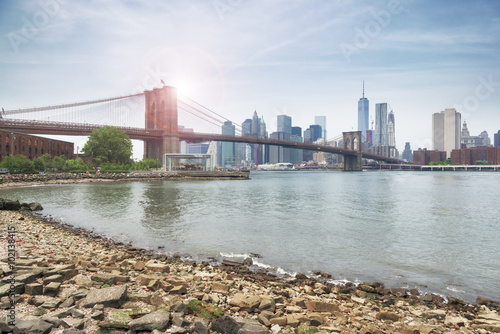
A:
342 131 362 171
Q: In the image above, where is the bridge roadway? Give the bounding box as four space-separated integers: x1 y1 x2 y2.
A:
0 118 402 164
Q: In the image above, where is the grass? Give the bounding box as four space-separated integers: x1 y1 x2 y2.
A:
187 299 224 321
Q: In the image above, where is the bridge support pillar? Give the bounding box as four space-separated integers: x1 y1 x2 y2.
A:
342 131 362 171
143 86 179 160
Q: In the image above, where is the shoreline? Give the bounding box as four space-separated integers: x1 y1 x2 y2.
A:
1 211 500 333
0 171 250 189
1 177 500 332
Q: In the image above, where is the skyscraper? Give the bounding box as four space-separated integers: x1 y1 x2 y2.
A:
291 126 302 137
277 115 292 135
309 125 323 142
432 108 461 157
357 82 369 141
402 142 413 163
388 110 395 147
494 130 500 147
374 103 388 146
269 131 290 163
314 116 326 140
221 121 235 168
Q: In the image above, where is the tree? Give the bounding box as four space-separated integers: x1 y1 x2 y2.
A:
82 126 133 164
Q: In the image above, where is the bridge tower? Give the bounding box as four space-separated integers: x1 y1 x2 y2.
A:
144 86 179 160
342 131 362 171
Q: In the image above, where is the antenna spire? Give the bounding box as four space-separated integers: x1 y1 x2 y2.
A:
363 81 365 98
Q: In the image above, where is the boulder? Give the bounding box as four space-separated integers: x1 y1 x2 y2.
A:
29 202 44 211
213 282 230 294
43 282 61 297
376 311 399 322
80 285 127 308
128 309 170 332
304 300 340 313
211 315 241 334
13 319 53 334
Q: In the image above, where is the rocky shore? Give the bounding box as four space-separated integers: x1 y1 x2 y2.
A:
0 172 249 189
1 209 500 333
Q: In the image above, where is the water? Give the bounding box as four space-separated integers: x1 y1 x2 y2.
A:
2 171 499 303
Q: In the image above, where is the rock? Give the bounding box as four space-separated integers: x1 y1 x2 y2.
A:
237 322 269 334
257 314 271 327
170 285 188 295
91 310 105 321
193 319 209 334
477 296 493 306
376 311 399 322
243 258 253 266
295 273 308 280
61 318 85 330
228 293 261 312
41 315 63 328
444 314 468 327
80 285 127 308
25 283 44 295
29 202 44 211
128 309 170 332
43 282 61 297
41 298 62 309
211 315 242 334
304 300 340 313
70 308 86 319
145 262 170 273
62 330 86 334
13 319 53 334
390 287 408 297
133 261 146 271
269 317 287 326
286 315 300 328
44 274 64 284
213 282 230 294
258 297 275 312
0 282 24 297
270 324 281 334
172 312 190 327
1 199 21 211
100 309 134 329
60 297 75 308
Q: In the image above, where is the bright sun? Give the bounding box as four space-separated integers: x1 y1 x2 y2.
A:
175 80 193 97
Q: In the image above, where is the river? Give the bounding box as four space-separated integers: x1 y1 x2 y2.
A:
2 171 499 303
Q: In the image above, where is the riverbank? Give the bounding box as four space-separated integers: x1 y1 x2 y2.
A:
0 171 250 188
1 210 499 333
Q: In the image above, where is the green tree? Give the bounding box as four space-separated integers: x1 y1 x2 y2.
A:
82 126 133 164
33 157 45 172
52 155 66 171
41 153 53 169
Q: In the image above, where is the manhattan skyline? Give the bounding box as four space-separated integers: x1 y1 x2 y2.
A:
1 0 499 159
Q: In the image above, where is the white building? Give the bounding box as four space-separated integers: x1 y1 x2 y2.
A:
432 108 461 158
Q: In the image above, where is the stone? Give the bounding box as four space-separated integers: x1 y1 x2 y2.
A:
13 319 53 334
286 315 300 328
270 324 281 334
100 309 134 329
29 202 44 211
12 271 42 284
258 297 275 312
134 261 146 271
477 296 493 306
269 317 287 326
128 309 170 332
146 262 170 273
213 282 230 294
25 283 44 295
62 330 85 334
258 314 271 327
237 323 269 334
43 282 61 297
193 319 209 334
211 315 242 334
70 308 86 319
0 282 24 297
60 297 75 308
376 311 400 322
61 318 85 330
80 285 128 308
229 293 261 312
91 310 105 321
243 258 253 266
170 285 188 295
44 274 64 284
41 298 62 309
172 312 191 327
304 300 340 313
444 314 468 327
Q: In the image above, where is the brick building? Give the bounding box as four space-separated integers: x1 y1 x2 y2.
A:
451 147 500 165
0 130 74 161
413 149 446 165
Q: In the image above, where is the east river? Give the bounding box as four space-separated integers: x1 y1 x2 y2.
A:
2 171 499 303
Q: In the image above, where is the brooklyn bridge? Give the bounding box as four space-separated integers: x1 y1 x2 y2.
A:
0 86 402 171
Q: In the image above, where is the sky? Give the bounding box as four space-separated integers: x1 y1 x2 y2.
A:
1 0 499 160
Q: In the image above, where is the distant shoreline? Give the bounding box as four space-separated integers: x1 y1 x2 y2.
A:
0 171 250 188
